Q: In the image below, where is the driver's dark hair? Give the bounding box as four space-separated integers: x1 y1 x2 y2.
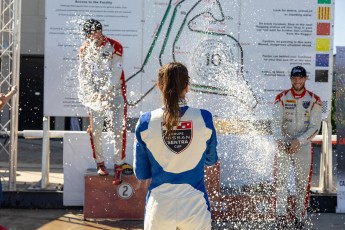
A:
83 19 102 35
158 62 189 137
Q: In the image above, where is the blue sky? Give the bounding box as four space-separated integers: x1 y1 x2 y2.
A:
334 0 344 53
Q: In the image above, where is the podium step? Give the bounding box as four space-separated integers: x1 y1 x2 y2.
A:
205 163 296 221
84 164 296 221
84 169 150 219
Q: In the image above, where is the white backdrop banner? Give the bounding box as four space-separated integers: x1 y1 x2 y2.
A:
45 0 335 192
44 0 334 119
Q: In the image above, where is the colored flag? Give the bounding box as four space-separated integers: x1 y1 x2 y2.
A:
316 38 330 51
316 54 329 67
315 70 329 82
318 0 331 4
318 7 331 20
317 22 330 35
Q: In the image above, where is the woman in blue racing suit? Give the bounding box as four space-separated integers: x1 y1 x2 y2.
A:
134 62 218 230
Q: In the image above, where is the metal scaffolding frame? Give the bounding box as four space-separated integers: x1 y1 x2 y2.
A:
0 0 21 191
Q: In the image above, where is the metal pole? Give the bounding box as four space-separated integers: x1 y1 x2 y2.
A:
41 116 51 189
319 120 327 192
8 0 22 191
326 114 333 193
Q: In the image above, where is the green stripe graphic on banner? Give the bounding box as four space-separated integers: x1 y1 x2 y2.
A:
318 0 331 4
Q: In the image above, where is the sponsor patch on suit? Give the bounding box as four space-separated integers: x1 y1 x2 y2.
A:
102 51 111 58
303 101 310 109
285 100 296 110
161 121 193 154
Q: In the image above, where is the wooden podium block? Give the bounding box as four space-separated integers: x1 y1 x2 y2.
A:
204 163 296 221
210 195 296 221
84 164 296 221
84 169 150 219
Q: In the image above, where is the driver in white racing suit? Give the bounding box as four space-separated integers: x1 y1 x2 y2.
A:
78 19 133 185
272 66 322 229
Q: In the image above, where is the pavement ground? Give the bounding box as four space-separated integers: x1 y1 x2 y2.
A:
0 209 345 230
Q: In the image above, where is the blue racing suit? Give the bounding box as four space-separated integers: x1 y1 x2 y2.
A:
134 103 218 230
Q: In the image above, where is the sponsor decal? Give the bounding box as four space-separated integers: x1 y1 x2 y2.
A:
286 100 296 103
285 104 296 109
303 101 310 109
285 100 296 109
162 121 193 154
102 51 110 57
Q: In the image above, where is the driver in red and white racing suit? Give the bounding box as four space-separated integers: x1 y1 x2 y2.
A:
272 66 322 229
78 19 133 185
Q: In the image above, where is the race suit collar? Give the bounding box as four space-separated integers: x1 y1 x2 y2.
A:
290 87 306 99
161 98 188 117
178 98 188 117
178 98 187 107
